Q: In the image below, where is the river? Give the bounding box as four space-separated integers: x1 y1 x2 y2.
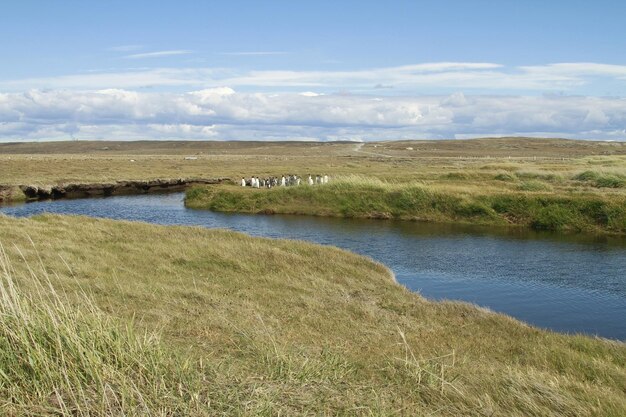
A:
1 192 625 341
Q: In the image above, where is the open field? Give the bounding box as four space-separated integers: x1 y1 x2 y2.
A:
1 214 625 415
1 139 626 209
1 138 625 187
1 137 625 157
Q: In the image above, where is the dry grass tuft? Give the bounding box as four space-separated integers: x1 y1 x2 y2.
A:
0 243 209 415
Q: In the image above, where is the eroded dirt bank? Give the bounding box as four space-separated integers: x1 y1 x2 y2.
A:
0 178 230 203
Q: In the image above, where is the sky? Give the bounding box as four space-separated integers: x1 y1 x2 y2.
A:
1 0 625 142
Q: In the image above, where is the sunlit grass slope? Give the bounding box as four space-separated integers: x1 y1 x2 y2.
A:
0 248 206 415
0 214 624 415
185 176 626 234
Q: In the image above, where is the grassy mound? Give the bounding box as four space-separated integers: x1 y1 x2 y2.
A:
573 170 626 188
185 177 626 234
0 214 624 415
0 186 26 204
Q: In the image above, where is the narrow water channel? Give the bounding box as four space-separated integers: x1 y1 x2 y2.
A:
2 192 625 341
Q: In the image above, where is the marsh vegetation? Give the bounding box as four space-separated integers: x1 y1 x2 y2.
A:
186 174 626 234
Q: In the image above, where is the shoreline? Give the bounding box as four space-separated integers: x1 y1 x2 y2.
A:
184 182 626 236
4 177 624 237
0 177 230 204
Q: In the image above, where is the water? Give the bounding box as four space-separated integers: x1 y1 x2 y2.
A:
2 193 625 341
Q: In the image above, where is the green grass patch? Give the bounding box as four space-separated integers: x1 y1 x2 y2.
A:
515 171 564 183
494 172 516 182
573 170 626 188
516 180 553 192
186 177 626 234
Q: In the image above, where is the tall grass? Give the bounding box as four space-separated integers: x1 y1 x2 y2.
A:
0 244 207 416
515 170 564 182
186 177 626 234
573 170 626 188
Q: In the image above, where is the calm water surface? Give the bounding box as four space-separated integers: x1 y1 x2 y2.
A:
2 192 625 341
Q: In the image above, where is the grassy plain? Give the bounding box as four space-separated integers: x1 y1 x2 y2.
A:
1 214 625 416
1 138 625 189
2 139 626 221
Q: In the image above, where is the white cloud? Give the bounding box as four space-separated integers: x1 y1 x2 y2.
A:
520 63 626 77
219 51 288 56
124 50 193 59
1 62 625 94
583 108 610 126
0 88 624 141
0 68 220 91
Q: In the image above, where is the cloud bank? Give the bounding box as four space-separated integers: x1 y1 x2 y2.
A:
1 88 624 141
0 62 624 141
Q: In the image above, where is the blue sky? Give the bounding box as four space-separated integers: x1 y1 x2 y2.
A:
1 0 625 141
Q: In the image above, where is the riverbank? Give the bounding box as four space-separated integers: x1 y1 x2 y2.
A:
185 177 626 235
0 177 229 204
0 185 26 203
1 214 624 415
